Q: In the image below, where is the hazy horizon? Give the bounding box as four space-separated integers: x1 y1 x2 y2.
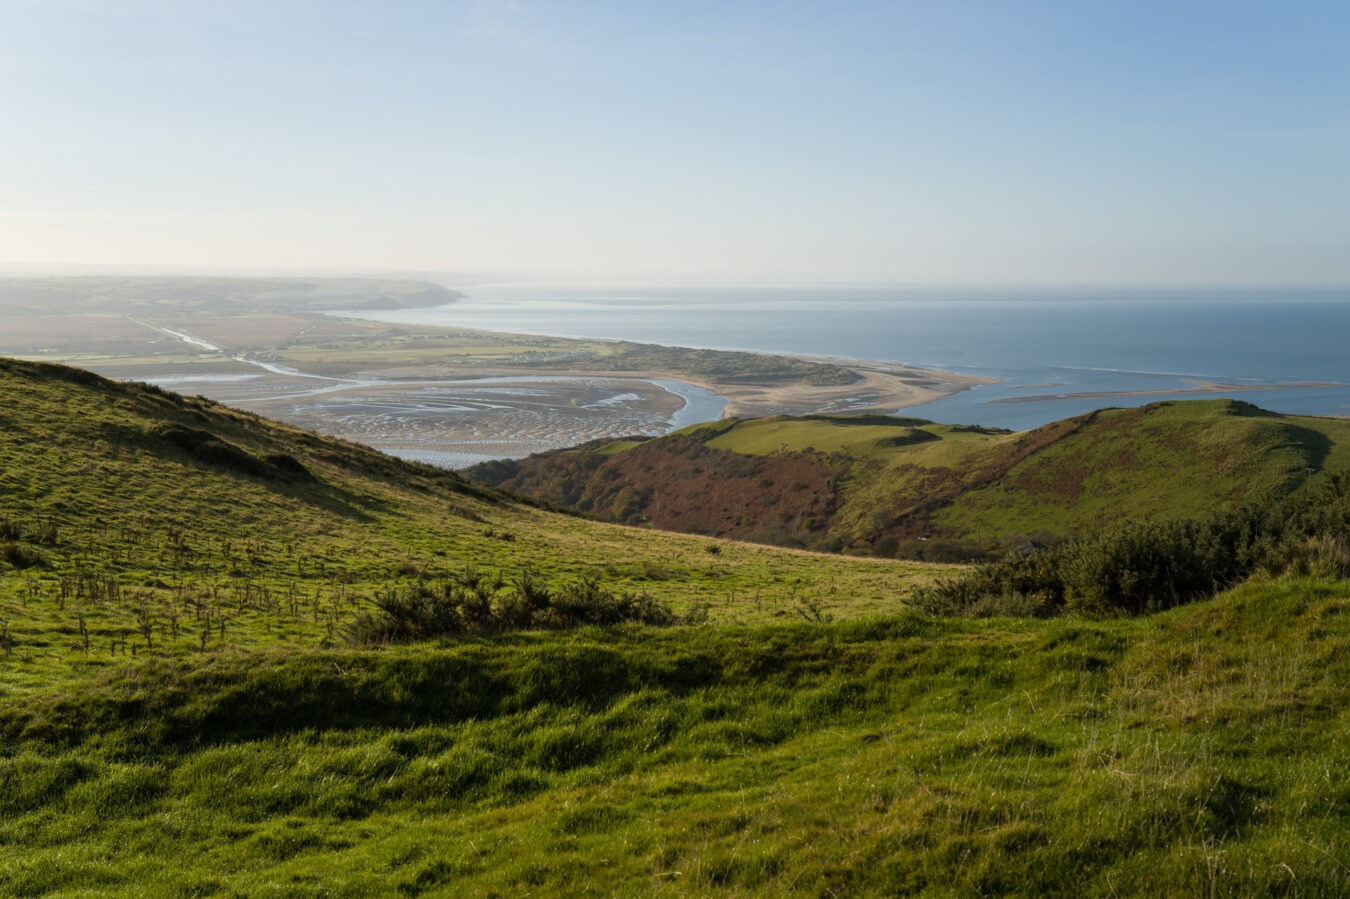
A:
4 1 1348 285
3 264 1349 292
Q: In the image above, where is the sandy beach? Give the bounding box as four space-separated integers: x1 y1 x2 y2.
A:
457 357 995 418
989 379 1346 405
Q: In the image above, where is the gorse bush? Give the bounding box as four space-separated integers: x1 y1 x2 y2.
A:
0 517 58 544
345 568 695 644
1 541 47 570
914 475 1350 617
1264 535 1350 579
0 516 57 570
152 424 314 482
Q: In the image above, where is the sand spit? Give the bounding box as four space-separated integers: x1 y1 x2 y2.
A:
477 358 996 419
719 360 994 417
989 379 1345 405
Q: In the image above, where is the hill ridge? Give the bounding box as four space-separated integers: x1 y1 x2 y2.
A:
0 355 945 695
466 399 1350 559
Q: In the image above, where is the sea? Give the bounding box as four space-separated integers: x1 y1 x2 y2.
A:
345 285 1350 430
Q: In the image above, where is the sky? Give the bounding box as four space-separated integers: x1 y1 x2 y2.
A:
2 0 1348 284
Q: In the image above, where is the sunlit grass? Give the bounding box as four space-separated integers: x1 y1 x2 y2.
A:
5 357 1350 895
4 580 1350 895
0 357 941 696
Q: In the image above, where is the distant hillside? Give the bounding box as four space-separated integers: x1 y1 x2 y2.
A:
466 400 1350 558
0 275 461 316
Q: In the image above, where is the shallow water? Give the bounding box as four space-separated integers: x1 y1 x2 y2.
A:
386 448 512 468
140 358 728 466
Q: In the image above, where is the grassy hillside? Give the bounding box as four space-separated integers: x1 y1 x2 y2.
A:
6 358 1350 895
4 576 1350 895
0 358 938 692
467 401 1350 557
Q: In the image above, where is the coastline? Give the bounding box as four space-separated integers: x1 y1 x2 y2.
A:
436 356 997 419
47 313 996 466
38 302 1347 461
322 307 997 418
988 379 1346 406
334 288 1350 431
11 282 1350 446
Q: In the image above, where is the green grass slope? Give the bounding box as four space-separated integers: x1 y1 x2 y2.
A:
3 359 1350 894
3 576 1350 895
466 400 1350 558
0 358 943 694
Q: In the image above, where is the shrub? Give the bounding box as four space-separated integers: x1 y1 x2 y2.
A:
1 542 47 570
912 476 1350 618
1262 535 1350 579
345 569 689 645
153 424 312 481
262 452 315 482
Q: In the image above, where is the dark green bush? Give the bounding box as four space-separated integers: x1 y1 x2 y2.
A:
152 424 318 481
1 542 47 569
345 569 689 644
261 452 315 482
913 476 1350 618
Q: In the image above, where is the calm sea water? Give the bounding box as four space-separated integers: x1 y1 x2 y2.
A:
347 285 1350 429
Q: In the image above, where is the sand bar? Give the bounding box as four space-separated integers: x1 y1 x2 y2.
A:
989 379 1345 405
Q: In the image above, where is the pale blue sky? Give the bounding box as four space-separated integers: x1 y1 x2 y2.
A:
2 0 1347 283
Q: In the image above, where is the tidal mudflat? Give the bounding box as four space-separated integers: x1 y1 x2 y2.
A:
132 364 711 464
5 304 987 465
103 349 975 465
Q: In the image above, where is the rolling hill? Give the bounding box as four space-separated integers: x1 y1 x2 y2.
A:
4 358 1350 896
0 356 937 690
466 400 1350 558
